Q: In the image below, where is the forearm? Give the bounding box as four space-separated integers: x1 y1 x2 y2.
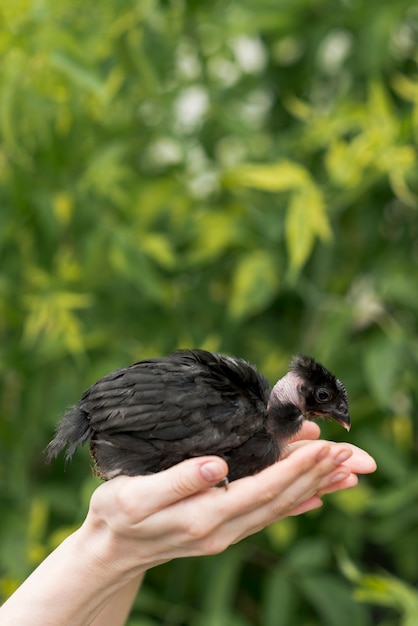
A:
90 574 144 626
0 524 142 626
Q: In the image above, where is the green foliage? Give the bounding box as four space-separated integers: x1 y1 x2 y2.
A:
340 553 418 626
1 0 418 623
224 160 331 270
355 575 418 626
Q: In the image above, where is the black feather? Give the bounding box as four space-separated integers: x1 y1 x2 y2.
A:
44 349 350 481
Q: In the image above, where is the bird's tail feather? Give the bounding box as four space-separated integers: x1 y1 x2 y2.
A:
44 406 92 463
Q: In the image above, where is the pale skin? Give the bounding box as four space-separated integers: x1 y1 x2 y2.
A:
0 423 376 626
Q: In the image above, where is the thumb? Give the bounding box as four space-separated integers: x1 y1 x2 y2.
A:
164 456 229 500
127 456 229 516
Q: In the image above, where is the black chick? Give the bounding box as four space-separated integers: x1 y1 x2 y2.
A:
45 349 350 482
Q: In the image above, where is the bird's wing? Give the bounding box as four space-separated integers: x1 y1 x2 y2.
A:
79 350 270 454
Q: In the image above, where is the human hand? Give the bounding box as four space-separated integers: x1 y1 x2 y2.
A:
0 430 375 626
286 419 372 495
82 434 376 582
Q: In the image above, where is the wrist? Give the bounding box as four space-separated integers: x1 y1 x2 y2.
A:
77 514 148 584
0 522 139 626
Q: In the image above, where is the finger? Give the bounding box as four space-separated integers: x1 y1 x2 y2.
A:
340 444 376 474
144 456 229 511
286 441 376 474
228 495 324 546
175 441 348 533
317 472 359 495
219 451 357 544
321 443 375 474
131 443 354 553
219 444 353 527
96 456 229 521
286 495 323 516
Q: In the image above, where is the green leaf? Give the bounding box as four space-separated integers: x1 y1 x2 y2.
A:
368 475 418 515
286 539 330 572
141 234 176 269
325 139 364 188
0 49 28 158
262 566 296 626
367 81 397 140
299 574 369 626
265 518 297 551
359 431 409 484
223 160 310 192
355 574 418 617
190 211 242 262
196 547 246 626
381 146 417 208
285 185 331 271
363 338 401 408
228 250 280 319
50 51 106 100
332 482 374 515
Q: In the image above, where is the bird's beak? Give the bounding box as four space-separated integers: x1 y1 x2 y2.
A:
305 407 351 431
328 408 351 431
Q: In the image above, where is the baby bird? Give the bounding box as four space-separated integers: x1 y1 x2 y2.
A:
45 349 350 482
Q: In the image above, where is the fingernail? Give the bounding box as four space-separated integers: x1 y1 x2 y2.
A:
316 447 330 462
200 461 226 482
330 472 348 483
334 450 352 465
331 471 349 483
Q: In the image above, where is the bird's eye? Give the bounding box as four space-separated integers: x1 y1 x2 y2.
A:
315 388 331 403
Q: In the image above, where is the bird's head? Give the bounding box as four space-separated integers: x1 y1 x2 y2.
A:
268 355 350 437
290 355 350 429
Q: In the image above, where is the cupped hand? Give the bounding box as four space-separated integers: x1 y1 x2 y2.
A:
286 420 375 493
84 428 376 580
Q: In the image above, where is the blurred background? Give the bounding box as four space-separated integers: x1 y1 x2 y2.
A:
0 0 417 624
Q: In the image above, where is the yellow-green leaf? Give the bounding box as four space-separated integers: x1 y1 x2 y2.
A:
50 51 106 100
191 211 241 262
228 250 279 319
53 192 73 225
285 185 331 271
141 233 176 269
224 160 310 192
